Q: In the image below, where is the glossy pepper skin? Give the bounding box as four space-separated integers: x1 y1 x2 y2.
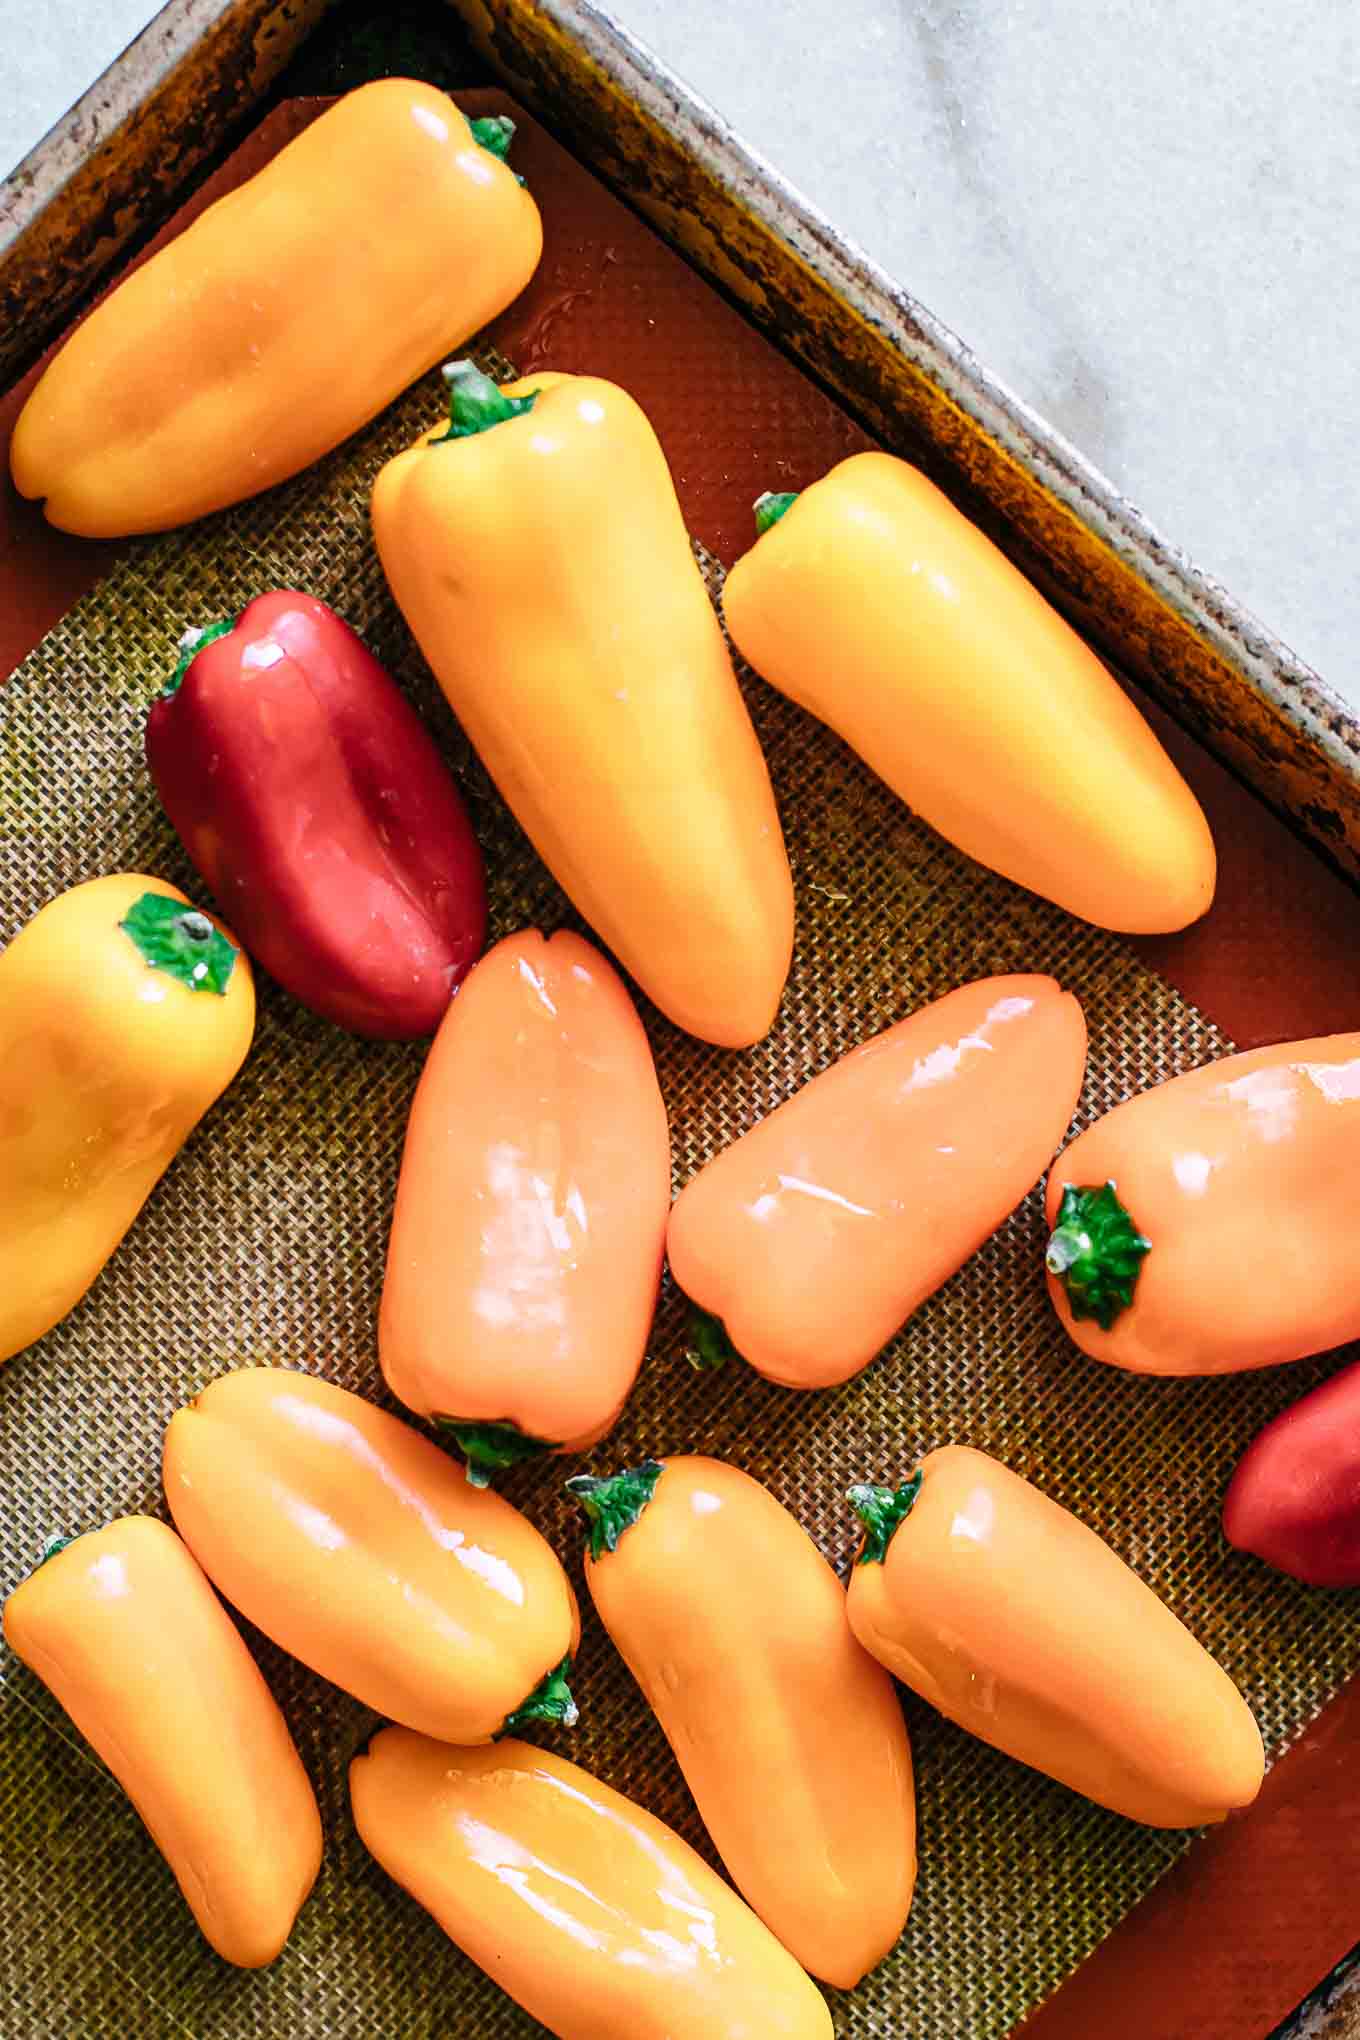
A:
379 930 670 1483
163 1369 580 1742
10 83 542 536
846 1447 1263 1826
372 365 794 1048
3 1518 321 1966
567 1456 915 1988
0 874 254 1365
146 591 486 1038
668 974 1086 1388
1223 1360 1360 1586
722 454 1215 933
351 1730 834 2040
1045 1031 1360 1373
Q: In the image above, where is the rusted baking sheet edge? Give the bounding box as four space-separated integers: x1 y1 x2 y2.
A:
0 0 329 380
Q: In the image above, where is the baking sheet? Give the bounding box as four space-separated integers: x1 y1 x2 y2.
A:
3 91 1360 2038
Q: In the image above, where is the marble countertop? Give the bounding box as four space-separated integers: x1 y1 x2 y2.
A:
2 0 1357 701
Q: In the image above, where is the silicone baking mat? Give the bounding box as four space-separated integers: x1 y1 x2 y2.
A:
2 87 1358 2040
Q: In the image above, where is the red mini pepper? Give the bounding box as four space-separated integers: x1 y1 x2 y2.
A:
146 591 486 1038
1223 1360 1360 1587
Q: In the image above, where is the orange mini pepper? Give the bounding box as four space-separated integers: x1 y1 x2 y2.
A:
4 1517 321 1967
722 454 1216 933
351 1730 834 2039
372 365 794 1047
1044 1031 1360 1373
379 929 671 1482
567 1455 915 1988
0 874 254 1366
846 1447 1263 1827
668 974 1086 1387
163 1369 580 1741
10 82 542 534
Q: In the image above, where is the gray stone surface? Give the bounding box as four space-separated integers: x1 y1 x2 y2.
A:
1 0 1358 698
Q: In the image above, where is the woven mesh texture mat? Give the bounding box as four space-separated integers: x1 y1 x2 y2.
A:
1 350 1355 2040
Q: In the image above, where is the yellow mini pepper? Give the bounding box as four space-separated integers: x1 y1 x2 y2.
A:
4 1518 321 1967
372 365 794 1048
723 454 1216 934
0 873 255 1365
10 81 542 534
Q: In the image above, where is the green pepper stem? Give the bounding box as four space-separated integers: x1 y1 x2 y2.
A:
165 615 235 698
1046 1181 1151 1332
469 114 516 161
754 490 799 535
119 893 238 996
565 1460 665 1561
433 359 539 443
685 1304 739 1372
438 1418 555 1487
848 1474 923 1564
500 1654 578 1736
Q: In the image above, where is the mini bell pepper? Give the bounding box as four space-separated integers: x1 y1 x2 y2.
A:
567 1455 915 1989
146 591 486 1039
668 974 1087 1388
846 1447 1264 1827
351 1731 835 2040
1223 1360 1360 1586
722 455 1216 933
10 82 542 535
371 363 794 1048
163 1368 580 1743
1045 1030 1360 1372
4 1517 321 1967
0 874 255 1366
379 929 670 1481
